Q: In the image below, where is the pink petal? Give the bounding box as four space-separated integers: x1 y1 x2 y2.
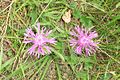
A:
45 38 56 44
44 46 52 53
75 46 82 55
41 27 46 34
75 26 84 36
85 48 90 56
28 44 37 55
75 26 81 34
88 31 98 39
45 30 52 36
38 46 45 55
70 39 77 47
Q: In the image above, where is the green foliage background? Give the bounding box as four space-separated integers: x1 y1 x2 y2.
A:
0 0 120 80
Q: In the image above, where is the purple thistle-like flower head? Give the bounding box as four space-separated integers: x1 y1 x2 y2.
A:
23 23 56 58
70 26 99 56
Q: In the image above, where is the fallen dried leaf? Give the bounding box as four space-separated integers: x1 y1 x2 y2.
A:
62 10 71 23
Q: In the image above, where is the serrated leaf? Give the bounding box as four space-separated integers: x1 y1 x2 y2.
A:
73 8 81 19
65 53 79 65
76 71 87 80
84 62 93 70
80 16 93 28
69 2 77 9
70 54 78 65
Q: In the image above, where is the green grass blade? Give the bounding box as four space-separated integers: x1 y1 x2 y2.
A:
40 58 51 80
56 63 62 80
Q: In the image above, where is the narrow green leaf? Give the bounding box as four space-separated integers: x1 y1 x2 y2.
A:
30 56 50 79
51 48 65 61
1 57 15 71
0 39 3 72
56 63 62 80
29 9 38 25
116 2 120 8
6 56 47 79
40 58 51 80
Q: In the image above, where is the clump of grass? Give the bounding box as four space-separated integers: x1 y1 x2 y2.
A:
0 0 120 80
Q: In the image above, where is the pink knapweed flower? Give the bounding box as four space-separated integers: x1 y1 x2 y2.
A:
70 26 99 56
23 23 56 58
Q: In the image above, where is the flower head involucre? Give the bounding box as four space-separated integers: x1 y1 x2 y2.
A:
23 23 56 58
70 26 99 56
